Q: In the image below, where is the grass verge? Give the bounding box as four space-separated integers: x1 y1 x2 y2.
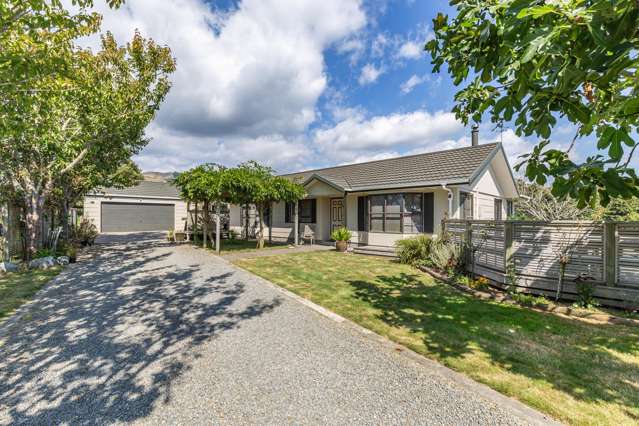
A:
234 251 639 426
0 267 62 324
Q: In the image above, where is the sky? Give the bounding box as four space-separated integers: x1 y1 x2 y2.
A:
77 0 605 175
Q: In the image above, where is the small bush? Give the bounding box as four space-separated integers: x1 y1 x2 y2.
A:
468 276 490 290
331 227 352 241
427 236 463 273
395 235 432 265
511 293 550 308
72 219 98 246
575 274 598 308
34 248 55 259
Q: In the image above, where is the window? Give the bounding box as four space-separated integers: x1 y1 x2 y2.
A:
403 193 423 233
368 193 424 234
494 199 503 221
285 199 316 223
506 200 514 218
460 192 474 220
369 195 385 232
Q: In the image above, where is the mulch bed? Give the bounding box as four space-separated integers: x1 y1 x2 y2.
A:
418 265 639 327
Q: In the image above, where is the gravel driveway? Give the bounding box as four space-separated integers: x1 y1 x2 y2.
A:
0 233 555 425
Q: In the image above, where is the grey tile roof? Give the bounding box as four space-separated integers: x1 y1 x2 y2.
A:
283 143 501 192
96 180 180 199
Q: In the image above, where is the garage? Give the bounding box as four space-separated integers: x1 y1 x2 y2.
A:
101 202 175 232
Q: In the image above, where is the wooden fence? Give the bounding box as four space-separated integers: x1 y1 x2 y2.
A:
443 220 639 309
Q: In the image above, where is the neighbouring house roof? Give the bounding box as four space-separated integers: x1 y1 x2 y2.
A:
283 143 504 192
92 180 180 199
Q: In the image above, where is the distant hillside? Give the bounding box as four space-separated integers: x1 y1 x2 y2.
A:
142 171 179 182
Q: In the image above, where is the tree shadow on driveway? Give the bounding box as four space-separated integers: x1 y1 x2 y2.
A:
0 233 281 424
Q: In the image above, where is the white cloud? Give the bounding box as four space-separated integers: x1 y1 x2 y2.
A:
398 41 422 59
313 110 464 161
400 74 427 94
358 63 384 85
76 0 365 169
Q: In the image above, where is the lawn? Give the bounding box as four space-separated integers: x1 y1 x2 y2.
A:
0 267 61 323
208 238 289 254
235 251 639 426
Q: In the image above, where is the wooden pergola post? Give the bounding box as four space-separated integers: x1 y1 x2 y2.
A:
215 201 221 254
268 202 273 245
294 200 299 245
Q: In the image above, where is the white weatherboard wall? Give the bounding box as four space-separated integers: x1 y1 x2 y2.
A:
84 195 188 232
457 162 508 220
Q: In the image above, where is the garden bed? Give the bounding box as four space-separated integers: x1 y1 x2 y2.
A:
418 264 639 326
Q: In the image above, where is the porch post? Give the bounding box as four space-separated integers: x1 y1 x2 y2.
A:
268 202 272 245
294 200 299 245
342 193 347 229
215 201 221 254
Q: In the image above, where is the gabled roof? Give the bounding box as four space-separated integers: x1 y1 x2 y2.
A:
94 180 180 199
283 143 503 192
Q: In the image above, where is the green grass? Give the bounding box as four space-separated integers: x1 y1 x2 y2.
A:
208 239 289 254
235 251 639 426
0 267 61 323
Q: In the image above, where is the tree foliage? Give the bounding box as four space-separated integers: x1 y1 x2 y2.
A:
426 0 639 207
513 179 592 221
0 1 176 258
220 161 306 248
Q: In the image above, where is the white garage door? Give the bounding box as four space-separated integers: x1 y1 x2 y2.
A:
101 202 175 232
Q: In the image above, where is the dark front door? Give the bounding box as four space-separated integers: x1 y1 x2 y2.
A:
331 198 344 232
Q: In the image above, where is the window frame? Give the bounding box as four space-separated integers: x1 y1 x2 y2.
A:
460 191 474 220
285 199 316 224
367 193 424 234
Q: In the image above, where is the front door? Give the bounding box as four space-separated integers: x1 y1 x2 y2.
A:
331 198 344 232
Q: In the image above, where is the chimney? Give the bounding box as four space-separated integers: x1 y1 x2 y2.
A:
471 125 479 146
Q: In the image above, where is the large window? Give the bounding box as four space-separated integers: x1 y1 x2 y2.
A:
368 193 424 234
460 192 474 220
403 193 423 233
285 199 316 223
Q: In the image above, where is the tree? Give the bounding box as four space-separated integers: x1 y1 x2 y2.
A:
0 31 175 258
513 179 592 221
591 197 639 221
426 0 639 208
220 161 305 249
173 164 225 249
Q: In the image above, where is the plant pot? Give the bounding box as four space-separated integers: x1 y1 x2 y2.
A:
335 240 348 252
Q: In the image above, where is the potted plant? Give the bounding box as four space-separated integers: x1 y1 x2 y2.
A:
331 227 352 252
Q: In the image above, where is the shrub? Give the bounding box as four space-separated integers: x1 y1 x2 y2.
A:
34 248 55 259
511 293 550 308
575 274 598 308
331 227 352 241
469 276 490 290
72 219 98 246
427 236 463 273
395 235 432 265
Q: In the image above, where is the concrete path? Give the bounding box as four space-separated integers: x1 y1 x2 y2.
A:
0 233 556 425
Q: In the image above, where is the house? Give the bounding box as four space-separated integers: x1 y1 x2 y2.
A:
229 138 518 249
84 181 187 233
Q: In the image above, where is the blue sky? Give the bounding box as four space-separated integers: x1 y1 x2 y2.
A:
81 0 610 174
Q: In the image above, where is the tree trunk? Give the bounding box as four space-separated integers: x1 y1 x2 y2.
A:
24 190 46 260
256 204 265 249
194 202 199 244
